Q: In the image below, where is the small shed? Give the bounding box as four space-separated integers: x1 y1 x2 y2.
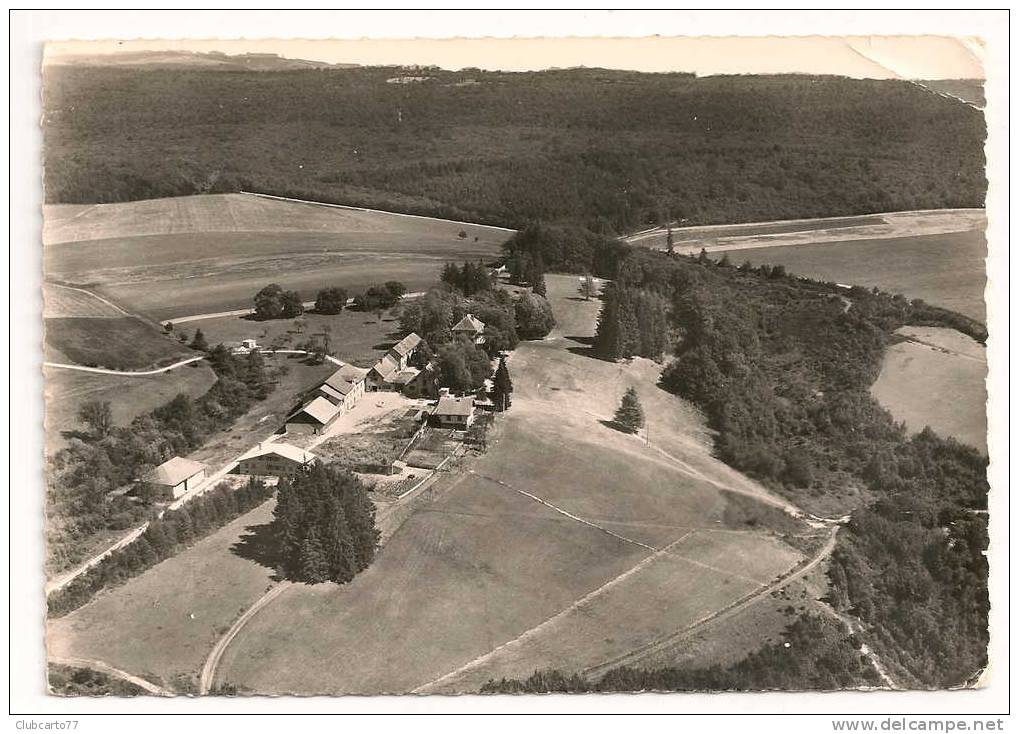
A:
143 456 207 501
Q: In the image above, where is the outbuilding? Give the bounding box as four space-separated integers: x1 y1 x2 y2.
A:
142 456 207 501
432 395 476 430
285 396 341 435
233 443 318 478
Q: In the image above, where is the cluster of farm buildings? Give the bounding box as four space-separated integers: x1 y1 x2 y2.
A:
141 317 488 502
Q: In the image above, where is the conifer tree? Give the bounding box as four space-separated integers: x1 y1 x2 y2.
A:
190 328 209 351
614 387 645 433
299 527 330 584
492 356 513 411
533 272 547 298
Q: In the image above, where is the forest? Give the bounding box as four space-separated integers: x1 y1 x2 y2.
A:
491 237 988 690
43 66 985 232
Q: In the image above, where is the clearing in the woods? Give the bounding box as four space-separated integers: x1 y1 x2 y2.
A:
209 275 817 694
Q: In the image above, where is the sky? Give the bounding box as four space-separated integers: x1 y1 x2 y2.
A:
44 35 985 80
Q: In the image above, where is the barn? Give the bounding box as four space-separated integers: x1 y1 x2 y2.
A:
285 396 341 435
142 456 207 501
233 443 318 478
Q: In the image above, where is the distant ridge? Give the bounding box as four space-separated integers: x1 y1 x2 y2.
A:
45 50 359 71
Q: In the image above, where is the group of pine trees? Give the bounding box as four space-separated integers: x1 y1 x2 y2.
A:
593 283 669 361
271 463 380 584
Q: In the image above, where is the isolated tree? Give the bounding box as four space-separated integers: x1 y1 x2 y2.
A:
514 292 556 340
78 400 113 438
314 287 348 315
384 281 407 303
666 225 675 254
579 274 596 301
614 387 645 433
254 283 286 320
163 322 174 334
492 356 513 411
190 328 209 352
281 290 304 318
294 316 308 335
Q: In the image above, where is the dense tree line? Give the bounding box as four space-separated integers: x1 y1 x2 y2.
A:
593 283 669 360
591 244 989 688
481 614 881 693
48 478 274 617
441 261 493 296
271 463 379 584
47 347 276 572
43 67 986 232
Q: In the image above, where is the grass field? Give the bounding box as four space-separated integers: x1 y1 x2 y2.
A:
43 283 126 318
717 230 988 322
46 500 279 691
182 308 401 369
44 317 196 369
44 362 217 452
871 326 987 454
43 193 513 321
212 275 810 694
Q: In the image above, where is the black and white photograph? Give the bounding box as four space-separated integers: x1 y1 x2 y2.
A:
8 8 1010 725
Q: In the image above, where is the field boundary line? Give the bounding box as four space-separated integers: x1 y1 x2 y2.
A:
49 656 174 697
581 526 839 679
240 190 517 233
43 356 206 376
199 581 295 695
45 282 133 317
411 531 695 694
468 470 657 552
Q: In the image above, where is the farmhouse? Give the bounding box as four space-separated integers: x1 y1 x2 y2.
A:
285 396 341 435
313 364 368 411
387 332 423 371
142 456 207 500
367 332 423 391
452 314 485 344
367 354 400 391
432 395 476 430
234 443 318 478
402 362 440 399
